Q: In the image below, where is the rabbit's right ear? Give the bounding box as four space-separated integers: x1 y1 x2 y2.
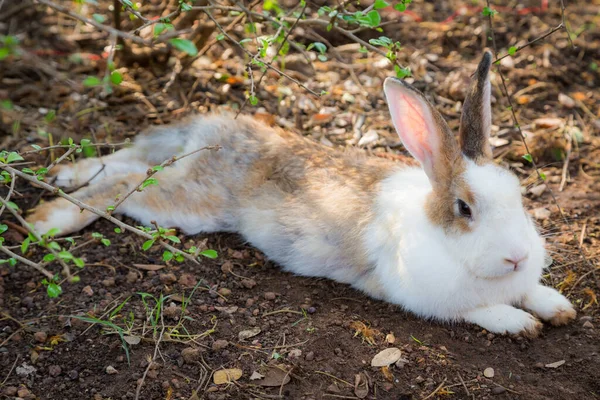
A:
384 78 460 189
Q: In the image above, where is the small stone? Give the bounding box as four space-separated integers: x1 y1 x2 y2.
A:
218 288 231 296
48 365 61 377
67 369 79 380
106 366 118 375
160 273 177 285
334 348 342 356
580 316 592 323
122 273 137 286
241 278 256 289
307 307 316 314
102 278 115 287
305 351 315 361
529 184 547 198
264 292 276 300
288 349 302 359
534 362 544 369
395 358 409 369
181 347 201 364
147 369 158 379
414 376 425 384
220 261 233 274
82 285 94 296
245 298 254 307
33 331 48 343
492 386 507 395
178 273 196 288
212 340 229 351
3 386 17 396
582 321 594 329
558 93 575 109
17 387 35 400
483 367 495 378
533 207 551 220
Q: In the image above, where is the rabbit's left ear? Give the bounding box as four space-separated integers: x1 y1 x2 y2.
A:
459 51 493 162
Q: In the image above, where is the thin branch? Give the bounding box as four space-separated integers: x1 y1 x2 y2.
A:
46 147 76 174
495 23 564 63
34 0 152 47
118 0 149 23
0 245 54 279
0 170 16 218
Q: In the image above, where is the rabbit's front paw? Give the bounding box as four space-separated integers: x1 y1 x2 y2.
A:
26 198 82 236
523 285 576 326
463 304 542 337
49 159 105 189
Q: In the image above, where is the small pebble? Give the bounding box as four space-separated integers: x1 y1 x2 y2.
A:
106 366 118 375
159 273 177 285
211 340 229 351
48 365 61 377
82 286 94 296
218 288 231 296
582 321 594 329
288 349 302 359
241 278 256 289
126 271 138 283
33 331 48 343
181 347 201 364
102 278 115 287
67 369 79 380
484 367 495 378
305 351 315 361
308 307 317 314
334 348 342 356
492 386 507 395
264 292 276 300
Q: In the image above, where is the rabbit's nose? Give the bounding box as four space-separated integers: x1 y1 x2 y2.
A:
504 253 528 270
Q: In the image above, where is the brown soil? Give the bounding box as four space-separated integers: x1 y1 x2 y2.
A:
1 1 599 399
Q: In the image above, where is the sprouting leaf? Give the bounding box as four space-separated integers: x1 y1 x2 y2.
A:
43 254 56 262
394 65 411 78
114 228 122 233
153 22 173 37
70 275 81 283
539 171 547 181
168 38 198 56
163 251 174 262
165 235 180 244
6 152 24 163
83 76 102 87
107 205 115 212
522 154 533 163
101 238 111 247
48 241 61 251
73 258 85 268
0 224 7 234
508 46 517 56
140 178 158 189
216 34 225 41
21 237 30 254
142 240 155 251
199 249 218 259
394 3 407 11
482 6 497 17
249 95 258 106
47 282 62 298
151 165 164 172
110 70 123 85
374 0 389 9
366 10 381 27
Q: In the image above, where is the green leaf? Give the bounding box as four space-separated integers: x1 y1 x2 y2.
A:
216 34 225 41
21 237 30 254
0 99 13 110
162 251 173 262
175 254 184 262
151 165 164 172
165 235 180 244
374 0 389 9
394 3 406 12
114 227 122 233
48 241 61 251
508 46 517 55
43 254 56 262
249 95 258 106
45 228 60 237
366 10 381 27
0 47 10 60
83 76 102 87
482 6 497 17
92 13 106 23
101 238 111 247
6 201 18 210
153 22 173 37
199 249 218 259
47 282 62 298
539 171 547 181
180 2 192 11
73 258 85 268
9 258 16 267
70 275 81 283
141 177 158 189
110 71 123 85
0 224 7 234
6 152 24 163
394 65 411 78
522 154 533 163
58 250 73 260
168 38 198 56
142 239 155 251
107 205 115 212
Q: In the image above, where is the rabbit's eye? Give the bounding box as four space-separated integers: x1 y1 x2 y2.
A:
457 199 472 218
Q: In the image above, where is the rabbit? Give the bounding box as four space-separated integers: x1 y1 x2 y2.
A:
27 51 575 336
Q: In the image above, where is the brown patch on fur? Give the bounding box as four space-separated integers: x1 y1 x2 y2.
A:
520 317 543 339
424 155 476 233
549 306 577 326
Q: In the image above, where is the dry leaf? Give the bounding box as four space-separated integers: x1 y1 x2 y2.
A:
545 360 565 369
572 92 587 101
349 321 380 345
381 366 394 382
238 327 261 341
253 365 291 387
132 264 165 271
123 335 141 345
385 332 396 344
371 348 402 367
583 288 598 310
354 373 369 399
213 368 243 384
249 371 265 380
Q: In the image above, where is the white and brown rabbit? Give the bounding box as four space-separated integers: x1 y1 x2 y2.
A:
28 51 575 336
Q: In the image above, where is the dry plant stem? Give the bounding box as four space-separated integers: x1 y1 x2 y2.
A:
21 142 130 155
0 245 54 279
135 314 166 400
0 195 72 278
46 147 76 174
0 355 18 386
494 23 564 63
34 0 152 47
421 379 447 400
202 10 320 97
0 163 199 266
485 2 597 282
109 145 219 213
0 170 16 218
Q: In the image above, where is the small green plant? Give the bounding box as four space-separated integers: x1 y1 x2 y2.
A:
0 35 20 60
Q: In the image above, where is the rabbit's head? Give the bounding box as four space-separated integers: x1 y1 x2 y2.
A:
384 51 545 279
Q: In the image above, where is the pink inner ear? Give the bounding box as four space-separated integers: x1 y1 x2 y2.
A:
387 90 436 167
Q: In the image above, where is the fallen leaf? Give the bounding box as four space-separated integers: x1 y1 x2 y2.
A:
545 360 566 368
371 348 402 367
238 327 261 341
249 371 265 380
381 366 394 382
215 306 239 314
253 365 291 387
213 368 243 384
132 264 165 271
385 332 396 344
123 335 141 345
354 372 369 399
349 321 380 345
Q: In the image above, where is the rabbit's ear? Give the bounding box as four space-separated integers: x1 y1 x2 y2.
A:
384 78 459 188
459 51 493 162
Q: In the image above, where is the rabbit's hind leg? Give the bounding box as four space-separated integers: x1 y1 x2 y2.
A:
50 147 151 190
28 171 232 236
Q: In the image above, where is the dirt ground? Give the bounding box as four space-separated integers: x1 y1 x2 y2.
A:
1 0 600 399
